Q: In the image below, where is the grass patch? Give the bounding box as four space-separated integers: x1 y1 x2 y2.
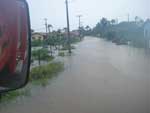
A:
32 48 54 62
47 56 54 61
61 45 75 50
30 62 64 82
0 62 64 103
1 88 30 102
58 51 65 57
71 37 81 44
31 78 49 87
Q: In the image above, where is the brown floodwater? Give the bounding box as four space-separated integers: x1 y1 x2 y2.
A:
0 36 150 113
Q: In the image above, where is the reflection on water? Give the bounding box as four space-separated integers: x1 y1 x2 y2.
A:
0 37 150 113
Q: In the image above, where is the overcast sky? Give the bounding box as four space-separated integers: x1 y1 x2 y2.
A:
26 0 150 32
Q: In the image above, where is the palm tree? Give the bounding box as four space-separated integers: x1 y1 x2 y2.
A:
100 18 110 37
32 49 49 66
85 25 90 31
111 19 116 25
48 24 53 33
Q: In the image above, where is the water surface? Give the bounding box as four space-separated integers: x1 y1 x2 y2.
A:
0 37 150 113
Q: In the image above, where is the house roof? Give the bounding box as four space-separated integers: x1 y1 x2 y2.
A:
32 32 47 36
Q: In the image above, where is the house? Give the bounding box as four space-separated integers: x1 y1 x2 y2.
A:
71 30 79 37
31 32 47 41
62 29 79 38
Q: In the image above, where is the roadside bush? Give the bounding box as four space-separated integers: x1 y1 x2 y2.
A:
30 62 64 81
58 52 65 57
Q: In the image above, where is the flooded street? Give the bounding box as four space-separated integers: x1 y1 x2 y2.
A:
0 36 150 113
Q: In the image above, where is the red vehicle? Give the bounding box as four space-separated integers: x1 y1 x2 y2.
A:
0 0 28 74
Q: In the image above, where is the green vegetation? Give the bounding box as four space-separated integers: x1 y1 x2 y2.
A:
70 37 81 44
61 45 75 51
58 51 65 57
32 48 54 65
1 88 30 102
1 28 82 103
44 29 81 54
91 17 150 48
1 62 64 102
30 62 64 82
32 39 43 47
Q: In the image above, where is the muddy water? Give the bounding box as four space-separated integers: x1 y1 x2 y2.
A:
0 37 150 113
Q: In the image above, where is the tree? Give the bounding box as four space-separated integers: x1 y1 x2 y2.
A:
101 18 110 28
63 27 67 32
44 24 54 56
56 29 63 49
135 16 139 22
135 16 144 25
84 25 92 35
85 25 90 31
111 19 116 25
32 39 43 47
32 49 50 66
100 18 110 37
48 24 53 33
106 31 116 41
79 26 86 37
45 34 54 57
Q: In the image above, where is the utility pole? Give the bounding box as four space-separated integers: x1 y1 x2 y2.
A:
48 24 53 56
44 18 48 38
65 0 71 54
77 15 82 40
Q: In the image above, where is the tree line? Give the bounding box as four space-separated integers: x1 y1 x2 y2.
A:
81 17 150 49
31 29 81 65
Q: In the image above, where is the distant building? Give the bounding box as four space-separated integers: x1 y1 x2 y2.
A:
71 30 79 37
31 32 47 41
62 29 79 38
